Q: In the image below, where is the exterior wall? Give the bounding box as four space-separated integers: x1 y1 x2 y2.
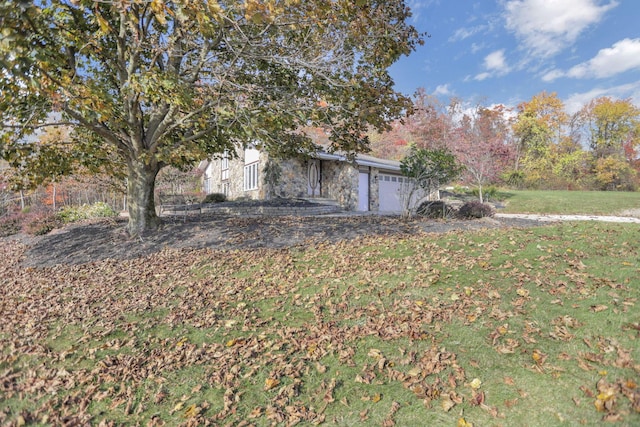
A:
274 158 310 198
369 167 381 211
263 157 360 210
321 160 359 210
204 150 267 201
203 151 400 212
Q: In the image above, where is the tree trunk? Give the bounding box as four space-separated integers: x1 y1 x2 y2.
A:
126 160 161 236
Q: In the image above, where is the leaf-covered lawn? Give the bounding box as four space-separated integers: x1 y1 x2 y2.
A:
1 222 639 426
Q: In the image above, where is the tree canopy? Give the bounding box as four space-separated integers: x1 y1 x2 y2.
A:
0 0 423 235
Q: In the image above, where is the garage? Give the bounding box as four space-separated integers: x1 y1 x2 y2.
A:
378 174 407 213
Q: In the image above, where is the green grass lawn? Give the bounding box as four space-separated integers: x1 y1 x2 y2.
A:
1 222 640 426
497 190 640 215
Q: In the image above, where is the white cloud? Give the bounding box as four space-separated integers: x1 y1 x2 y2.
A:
407 0 434 23
484 49 508 71
474 49 511 80
449 24 488 42
503 0 618 58
541 69 565 82
540 38 640 82
567 38 640 79
433 84 452 96
470 42 485 54
474 72 491 81
564 80 640 114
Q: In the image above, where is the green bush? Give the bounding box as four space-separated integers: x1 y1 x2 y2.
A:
56 202 117 223
202 193 227 203
86 202 117 218
502 170 525 188
451 185 470 195
471 186 499 201
458 201 494 219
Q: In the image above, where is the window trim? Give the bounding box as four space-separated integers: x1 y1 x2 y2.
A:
244 162 259 191
221 152 229 181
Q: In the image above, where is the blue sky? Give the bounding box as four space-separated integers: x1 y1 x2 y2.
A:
389 0 640 113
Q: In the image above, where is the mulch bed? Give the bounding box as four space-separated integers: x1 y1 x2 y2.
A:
3 213 549 268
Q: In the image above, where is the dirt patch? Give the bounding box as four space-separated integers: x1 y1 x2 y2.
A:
1 213 549 268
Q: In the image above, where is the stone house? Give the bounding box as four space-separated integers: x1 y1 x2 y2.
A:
200 147 421 213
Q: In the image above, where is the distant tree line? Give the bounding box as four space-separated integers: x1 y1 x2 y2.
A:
370 90 640 194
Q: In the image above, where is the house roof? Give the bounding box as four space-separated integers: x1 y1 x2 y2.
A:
312 151 401 173
197 149 402 174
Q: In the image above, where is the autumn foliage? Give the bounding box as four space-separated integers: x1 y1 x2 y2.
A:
370 91 639 193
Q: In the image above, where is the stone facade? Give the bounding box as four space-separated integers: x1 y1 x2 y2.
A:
204 150 267 200
201 149 404 212
368 167 381 211
273 157 309 199
321 160 359 210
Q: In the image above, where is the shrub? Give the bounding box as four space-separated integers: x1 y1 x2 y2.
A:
471 185 499 201
416 200 455 219
57 202 117 224
502 170 525 189
22 212 61 235
458 201 494 219
86 202 117 218
0 213 22 237
202 193 227 203
56 206 85 223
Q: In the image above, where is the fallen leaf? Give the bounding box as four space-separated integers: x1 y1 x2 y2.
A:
441 395 455 412
264 378 280 391
183 404 200 418
532 349 547 365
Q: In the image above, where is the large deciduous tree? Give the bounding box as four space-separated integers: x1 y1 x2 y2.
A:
574 97 640 190
0 0 423 235
512 91 568 170
574 97 640 159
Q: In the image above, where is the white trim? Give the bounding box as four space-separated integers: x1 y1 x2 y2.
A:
245 147 260 164
244 162 259 191
311 151 401 173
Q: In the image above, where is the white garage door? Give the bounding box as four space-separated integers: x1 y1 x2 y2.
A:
378 174 407 213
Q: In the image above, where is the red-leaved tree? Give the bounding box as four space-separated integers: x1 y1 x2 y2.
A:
450 105 514 202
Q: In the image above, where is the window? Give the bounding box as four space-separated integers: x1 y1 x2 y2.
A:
221 151 229 181
244 162 259 191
